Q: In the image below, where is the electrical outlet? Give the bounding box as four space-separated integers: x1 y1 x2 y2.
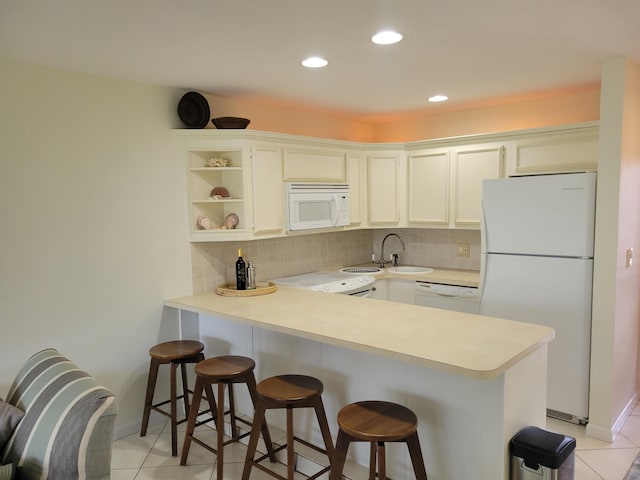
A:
456 243 470 257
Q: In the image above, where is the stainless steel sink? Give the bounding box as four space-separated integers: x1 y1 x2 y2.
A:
387 266 433 274
340 266 382 274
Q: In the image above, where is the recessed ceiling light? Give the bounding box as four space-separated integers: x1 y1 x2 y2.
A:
371 31 403 45
301 57 328 68
428 95 449 103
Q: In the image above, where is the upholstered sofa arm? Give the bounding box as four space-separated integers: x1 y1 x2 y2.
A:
0 349 118 480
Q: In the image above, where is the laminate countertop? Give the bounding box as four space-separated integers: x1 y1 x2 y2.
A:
353 265 481 286
165 281 553 380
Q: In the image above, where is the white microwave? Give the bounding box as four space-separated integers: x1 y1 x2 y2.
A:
286 183 350 231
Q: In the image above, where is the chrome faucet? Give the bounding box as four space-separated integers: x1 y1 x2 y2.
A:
375 233 405 268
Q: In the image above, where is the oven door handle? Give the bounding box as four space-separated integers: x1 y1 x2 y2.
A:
349 289 373 298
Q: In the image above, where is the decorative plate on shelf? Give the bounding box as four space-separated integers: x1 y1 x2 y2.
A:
178 92 210 129
211 117 251 129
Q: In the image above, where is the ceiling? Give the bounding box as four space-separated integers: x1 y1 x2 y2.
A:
1 0 639 119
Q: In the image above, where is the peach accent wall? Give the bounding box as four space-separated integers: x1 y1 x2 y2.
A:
199 92 376 142
198 86 600 142
373 86 602 142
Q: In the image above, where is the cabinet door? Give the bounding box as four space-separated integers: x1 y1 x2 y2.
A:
346 152 363 225
389 280 415 304
454 146 503 227
283 148 345 182
511 129 598 176
367 154 399 225
407 149 450 226
252 146 284 235
369 279 389 300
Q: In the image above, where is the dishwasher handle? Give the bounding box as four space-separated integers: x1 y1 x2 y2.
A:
415 282 479 299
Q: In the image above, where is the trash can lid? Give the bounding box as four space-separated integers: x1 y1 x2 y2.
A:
510 426 576 469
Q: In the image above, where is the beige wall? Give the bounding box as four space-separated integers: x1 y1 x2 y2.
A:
0 57 192 437
589 58 640 441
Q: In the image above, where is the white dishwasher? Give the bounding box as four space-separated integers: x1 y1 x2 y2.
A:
415 282 480 314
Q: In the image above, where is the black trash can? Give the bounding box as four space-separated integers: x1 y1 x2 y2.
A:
510 426 576 480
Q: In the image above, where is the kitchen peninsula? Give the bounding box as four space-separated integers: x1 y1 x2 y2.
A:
165 287 554 480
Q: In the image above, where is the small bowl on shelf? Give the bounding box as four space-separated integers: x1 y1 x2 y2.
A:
211 117 251 129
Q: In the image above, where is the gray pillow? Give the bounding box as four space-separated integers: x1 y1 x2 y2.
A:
0 400 24 450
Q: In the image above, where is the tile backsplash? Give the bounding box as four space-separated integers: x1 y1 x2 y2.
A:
191 228 480 294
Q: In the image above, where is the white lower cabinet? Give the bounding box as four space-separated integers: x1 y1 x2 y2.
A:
371 279 415 304
369 279 389 300
388 279 415 304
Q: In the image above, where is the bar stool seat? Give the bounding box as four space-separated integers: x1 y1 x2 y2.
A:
329 400 428 480
181 355 276 480
140 340 205 456
242 374 335 480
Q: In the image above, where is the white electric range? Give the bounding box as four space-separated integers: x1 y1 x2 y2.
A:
273 271 376 297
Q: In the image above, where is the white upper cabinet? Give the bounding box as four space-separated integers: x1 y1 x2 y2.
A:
407 149 450 226
346 152 364 226
283 148 346 182
507 124 598 176
453 145 504 227
407 144 503 229
176 122 598 241
367 153 402 226
179 134 249 242
252 145 284 235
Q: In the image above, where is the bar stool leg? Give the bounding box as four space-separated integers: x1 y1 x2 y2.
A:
407 432 428 480
246 373 276 462
241 403 267 480
180 376 204 465
378 442 386 480
180 361 190 418
227 382 238 439
313 397 335 461
286 407 295 480
140 358 160 437
369 442 377 480
215 382 226 480
169 361 180 456
329 430 351 480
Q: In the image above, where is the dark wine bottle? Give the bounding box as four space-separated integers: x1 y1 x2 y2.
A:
236 248 247 290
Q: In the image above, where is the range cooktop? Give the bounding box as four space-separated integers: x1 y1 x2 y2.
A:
272 271 375 294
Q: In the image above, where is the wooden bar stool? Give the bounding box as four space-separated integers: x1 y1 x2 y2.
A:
242 374 335 480
140 340 205 456
181 355 277 480
329 400 428 480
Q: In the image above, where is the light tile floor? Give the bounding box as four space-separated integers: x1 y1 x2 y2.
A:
111 404 640 479
548 403 640 480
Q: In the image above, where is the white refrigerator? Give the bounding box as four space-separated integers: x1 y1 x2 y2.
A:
480 172 597 424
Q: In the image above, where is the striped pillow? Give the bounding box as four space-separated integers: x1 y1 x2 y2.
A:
0 463 14 480
0 400 24 450
0 349 117 480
